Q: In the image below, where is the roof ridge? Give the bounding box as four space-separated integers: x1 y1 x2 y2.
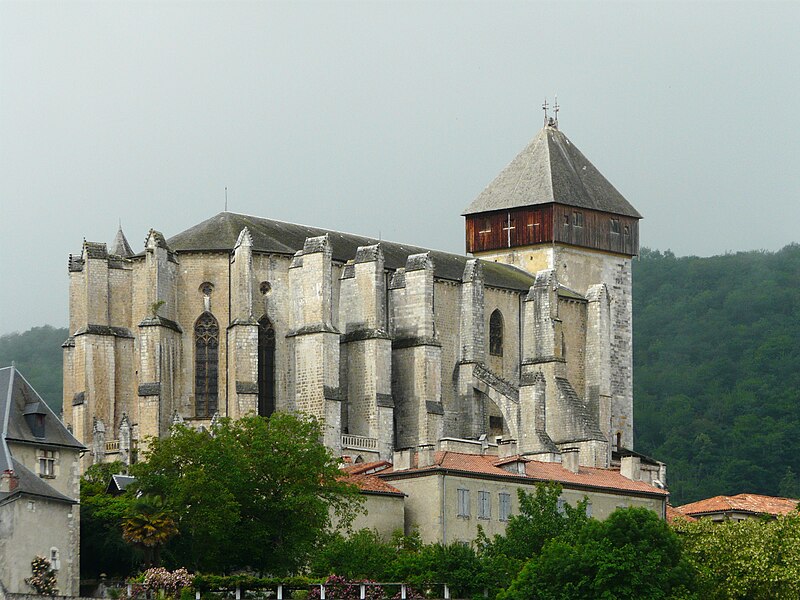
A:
1 367 15 471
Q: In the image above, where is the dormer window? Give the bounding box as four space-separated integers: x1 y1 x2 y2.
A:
24 402 46 438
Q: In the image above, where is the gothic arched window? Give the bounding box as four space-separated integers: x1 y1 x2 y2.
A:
194 312 219 417
489 309 504 357
258 316 276 417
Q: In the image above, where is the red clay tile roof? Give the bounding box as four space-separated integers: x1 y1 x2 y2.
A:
675 494 800 518
342 460 393 476
343 472 405 497
381 451 667 497
666 504 697 523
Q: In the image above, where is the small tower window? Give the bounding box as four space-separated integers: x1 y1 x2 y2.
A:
489 310 504 357
573 211 584 227
194 312 220 418
610 218 620 234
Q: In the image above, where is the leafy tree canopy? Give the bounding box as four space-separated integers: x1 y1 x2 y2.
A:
634 244 800 504
80 461 139 578
131 413 361 574
0 325 68 410
499 507 697 600
675 513 800 599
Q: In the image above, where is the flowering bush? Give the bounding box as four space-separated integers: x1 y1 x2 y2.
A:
25 556 57 595
307 575 384 600
131 567 193 598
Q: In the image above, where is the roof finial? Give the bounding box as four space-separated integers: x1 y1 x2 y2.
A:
224 187 228 212
542 98 549 126
553 95 559 129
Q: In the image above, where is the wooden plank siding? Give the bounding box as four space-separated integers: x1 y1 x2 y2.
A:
552 204 639 256
465 206 553 253
465 203 639 256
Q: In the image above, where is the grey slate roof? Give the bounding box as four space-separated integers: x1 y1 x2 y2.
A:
463 125 641 219
111 227 134 258
0 458 76 505
0 366 84 505
159 212 536 291
0 366 85 451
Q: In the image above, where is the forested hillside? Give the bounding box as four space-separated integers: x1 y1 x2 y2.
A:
633 244 800 505
2 244 799 505
0 325 68 411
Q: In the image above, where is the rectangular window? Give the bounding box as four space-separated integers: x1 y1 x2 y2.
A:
499 492 511 521
610 218 620 234
39 450 55 478
557 497 566 515
457 489 470 518
585 501 593 518
478 491 491 520
573 211 584 227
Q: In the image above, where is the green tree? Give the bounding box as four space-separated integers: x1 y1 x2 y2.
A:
675 513 800 599
122 495 179 567
0 325 68 411
310 529 412 581
484 483 589 563
80 461 138 577
132 413 361 574
499 507 696 600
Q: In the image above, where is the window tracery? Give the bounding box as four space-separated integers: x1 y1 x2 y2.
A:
194 312 219 417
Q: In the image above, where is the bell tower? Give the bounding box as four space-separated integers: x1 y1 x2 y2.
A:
464 112 642 452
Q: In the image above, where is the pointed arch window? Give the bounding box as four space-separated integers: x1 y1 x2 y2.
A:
489 309 504 357
194 312 219 417
257 316 276 417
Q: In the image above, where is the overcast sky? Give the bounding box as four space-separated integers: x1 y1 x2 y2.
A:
1 1 799 335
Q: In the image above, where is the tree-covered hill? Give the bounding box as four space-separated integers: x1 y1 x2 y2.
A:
633 244 800 505
0 325 68 411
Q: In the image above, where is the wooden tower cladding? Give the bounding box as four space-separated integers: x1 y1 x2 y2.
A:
465 204 639 256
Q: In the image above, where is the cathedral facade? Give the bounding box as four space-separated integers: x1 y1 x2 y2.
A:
63 122 642 473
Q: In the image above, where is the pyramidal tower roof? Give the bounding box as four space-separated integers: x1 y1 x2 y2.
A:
111 226 134 257
463 125 641 219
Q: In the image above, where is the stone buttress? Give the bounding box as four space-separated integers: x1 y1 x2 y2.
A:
389 253 444 449
455 260 486 439
228 227 259 418
63 239 135 470
136 230 182 451
338 244 393 460
287 235 342 453
522 269 607 466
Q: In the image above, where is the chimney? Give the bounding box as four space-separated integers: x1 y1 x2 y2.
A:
417 444 436 468
620 456 641 481
562 447 580 473
392 448 413 471
498 438 518 458
1 470 19 493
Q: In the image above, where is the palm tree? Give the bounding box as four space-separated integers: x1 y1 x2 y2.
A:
122 495 178 567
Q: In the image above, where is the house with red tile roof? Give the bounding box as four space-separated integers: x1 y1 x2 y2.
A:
350 447 668 544
674 494 799 522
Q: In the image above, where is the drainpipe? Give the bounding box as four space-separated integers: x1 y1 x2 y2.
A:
441 472 447 545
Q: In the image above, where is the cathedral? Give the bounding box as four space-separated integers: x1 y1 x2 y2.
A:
62 120 643 475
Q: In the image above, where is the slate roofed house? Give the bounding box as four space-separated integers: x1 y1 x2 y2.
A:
0 366 85 596
674 493 800 522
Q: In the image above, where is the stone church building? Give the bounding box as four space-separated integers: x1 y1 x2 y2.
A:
63 121 643 475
